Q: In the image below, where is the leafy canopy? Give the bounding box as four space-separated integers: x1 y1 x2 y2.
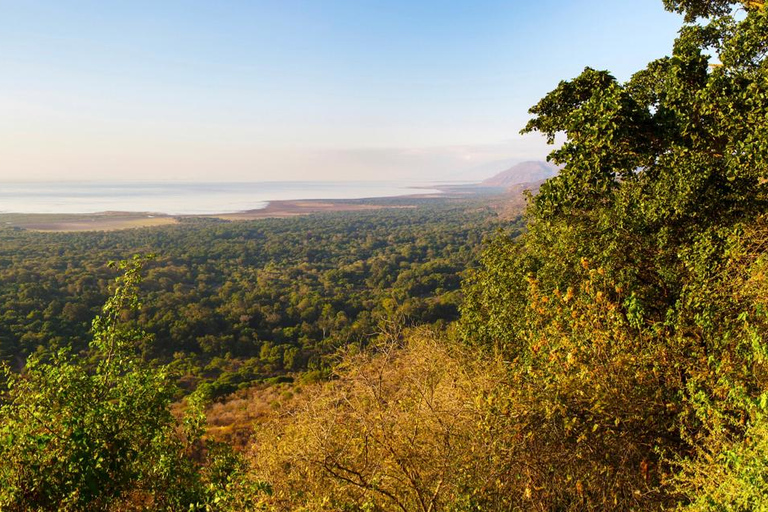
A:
0 256 253 511
461 0 768 509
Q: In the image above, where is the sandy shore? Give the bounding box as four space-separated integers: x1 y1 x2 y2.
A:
0 182 505 233
212 200 414 221
0 199 418 232
0 212 178 232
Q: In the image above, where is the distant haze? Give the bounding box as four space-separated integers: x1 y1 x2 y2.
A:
0 181 440 215
482 161 559 188
0 2 682 182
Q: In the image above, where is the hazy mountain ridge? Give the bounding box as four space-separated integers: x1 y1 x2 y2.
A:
481 160 558 187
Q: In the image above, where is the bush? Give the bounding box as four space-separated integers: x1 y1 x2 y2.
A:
0 257 257 511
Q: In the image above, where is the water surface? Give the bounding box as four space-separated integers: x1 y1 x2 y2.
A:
0 181 439 215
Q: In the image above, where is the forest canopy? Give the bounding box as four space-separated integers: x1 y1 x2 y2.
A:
0 202 507 398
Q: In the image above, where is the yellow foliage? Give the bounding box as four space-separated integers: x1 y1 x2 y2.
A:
249 331 514 511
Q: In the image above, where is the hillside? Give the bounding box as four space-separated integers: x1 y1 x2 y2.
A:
492 179 547 219
481 160 558 187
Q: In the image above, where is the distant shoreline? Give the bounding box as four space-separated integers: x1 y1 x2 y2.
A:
0 211 179 232
0 183 504 233
0 196 437 233
0 180 446 218
210 199 419 222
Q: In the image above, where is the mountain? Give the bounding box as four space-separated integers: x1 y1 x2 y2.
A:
447 159 521 182
481 161 558 188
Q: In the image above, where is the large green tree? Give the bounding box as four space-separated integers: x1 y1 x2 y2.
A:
465 0 767 350
462 0 767 509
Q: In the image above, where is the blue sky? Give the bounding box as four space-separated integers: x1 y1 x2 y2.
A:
0 1 683 181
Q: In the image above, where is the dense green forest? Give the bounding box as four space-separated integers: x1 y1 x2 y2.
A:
0 200 507 397
1 0 767 510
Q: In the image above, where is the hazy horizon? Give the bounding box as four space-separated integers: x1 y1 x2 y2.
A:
0 156 538 184
2 1 682 183
0 180 445 215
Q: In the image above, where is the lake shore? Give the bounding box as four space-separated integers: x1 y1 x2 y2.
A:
211 199 415 221
0 199 421 232
0 212 179 232
0 183 502 233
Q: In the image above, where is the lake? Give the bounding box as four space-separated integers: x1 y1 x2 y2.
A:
0 181 440 215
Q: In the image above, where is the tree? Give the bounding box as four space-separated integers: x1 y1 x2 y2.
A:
0 256 253 511
461 0 767 508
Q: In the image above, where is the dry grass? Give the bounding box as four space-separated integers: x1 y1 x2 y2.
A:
1 213 177 232
204 383 304 449
212 199 414 221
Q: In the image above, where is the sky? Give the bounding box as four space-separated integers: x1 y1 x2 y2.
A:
0 1 684 182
